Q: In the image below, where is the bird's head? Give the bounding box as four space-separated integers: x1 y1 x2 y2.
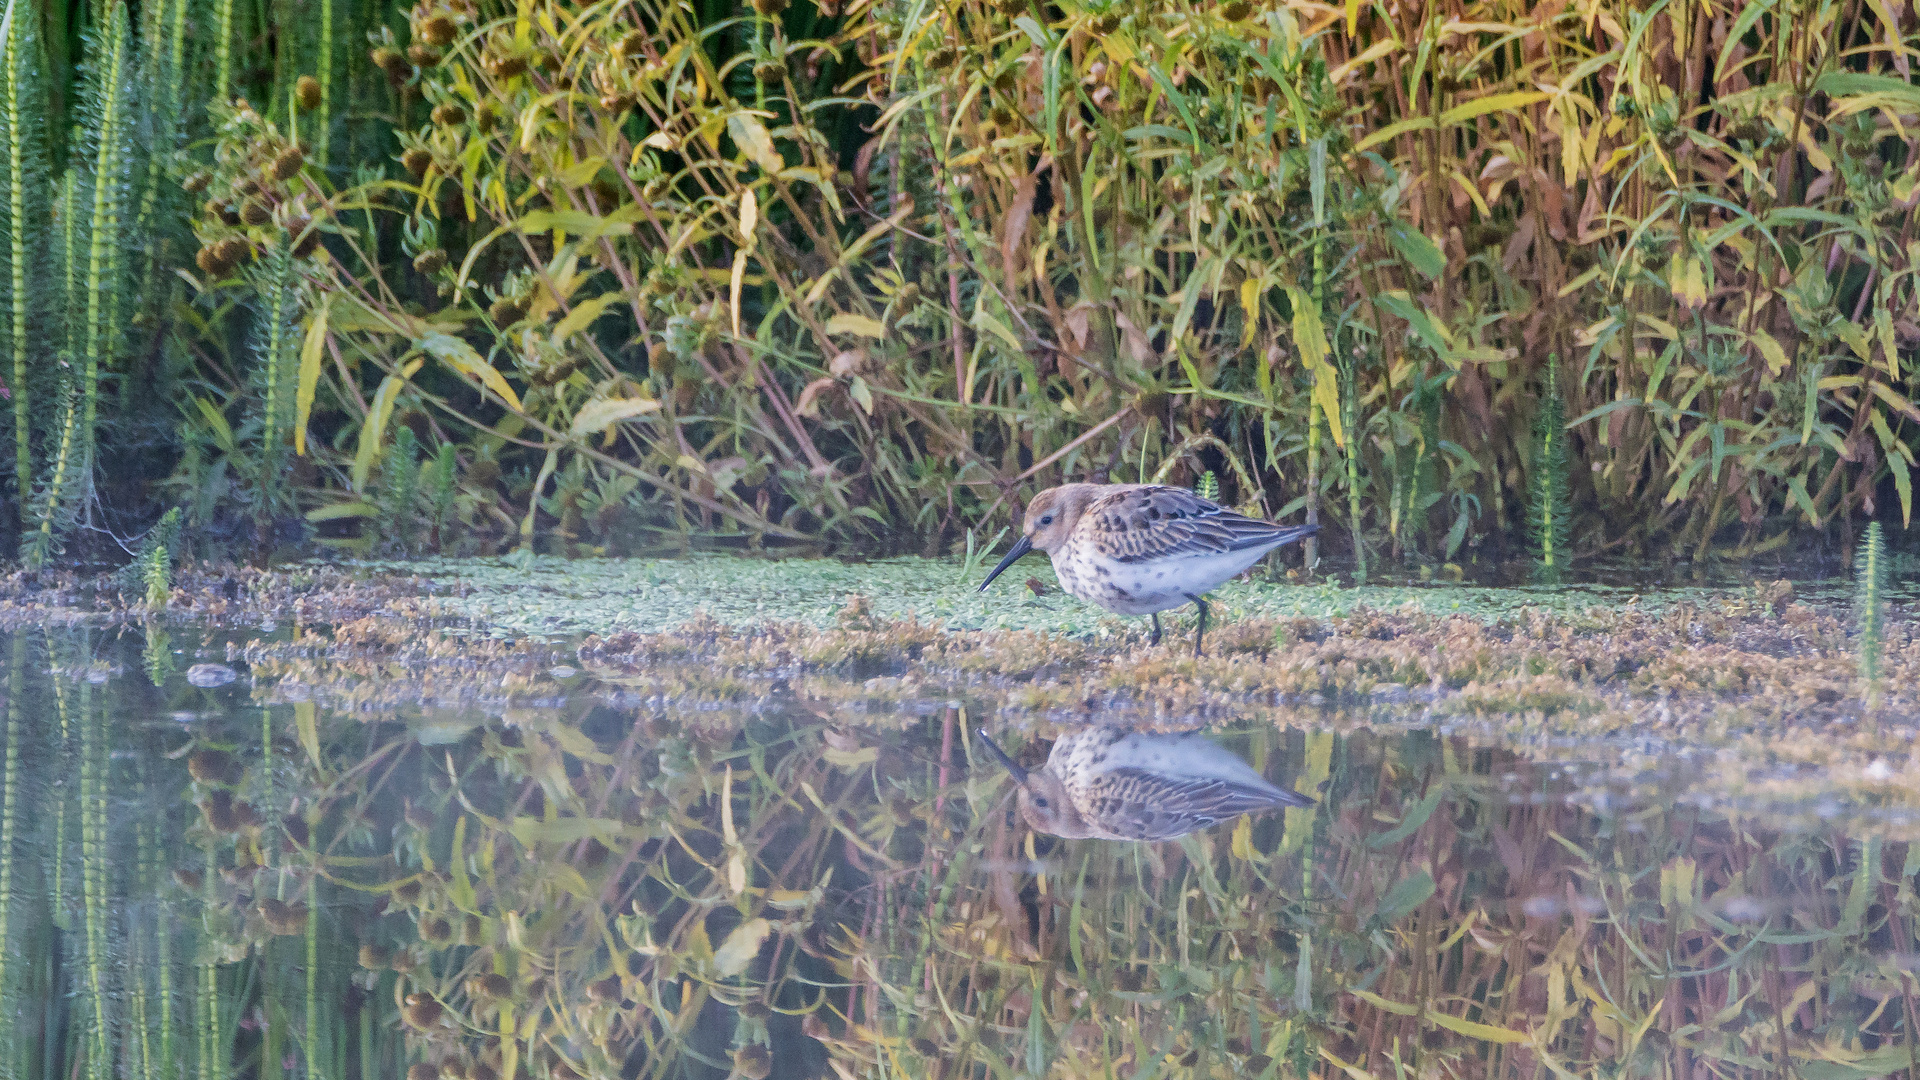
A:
978 484 1099 591
977 730 1093 838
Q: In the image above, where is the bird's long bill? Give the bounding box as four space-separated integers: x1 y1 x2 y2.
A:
975 729 1029 785
977 535 1033 592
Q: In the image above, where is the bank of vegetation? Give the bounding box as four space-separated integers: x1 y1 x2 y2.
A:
0 0 1915 574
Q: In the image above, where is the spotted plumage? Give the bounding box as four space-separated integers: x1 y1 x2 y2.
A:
978 483 1317 654
976 726 1316 841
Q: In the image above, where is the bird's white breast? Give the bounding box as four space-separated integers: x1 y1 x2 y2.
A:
1051 728 1277 791
1049 545 1277 615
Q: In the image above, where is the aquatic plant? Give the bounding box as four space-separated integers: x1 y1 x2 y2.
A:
1529 360 1573 583
1856 519 1887 708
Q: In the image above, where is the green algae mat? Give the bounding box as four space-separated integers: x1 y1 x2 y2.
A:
351 553 1819 639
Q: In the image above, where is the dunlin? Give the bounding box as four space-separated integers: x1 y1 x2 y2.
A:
977 483 1316 655
977 726 1314 841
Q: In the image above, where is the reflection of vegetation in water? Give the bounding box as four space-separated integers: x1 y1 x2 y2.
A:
8 625 1920 1078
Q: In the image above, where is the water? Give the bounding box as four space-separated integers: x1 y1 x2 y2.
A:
0 619 1914 1080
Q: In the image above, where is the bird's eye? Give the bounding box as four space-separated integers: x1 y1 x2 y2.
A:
1039 514 1054 525
1034 797 1050 808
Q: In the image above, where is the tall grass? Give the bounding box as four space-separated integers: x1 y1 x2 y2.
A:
0 0 1913 563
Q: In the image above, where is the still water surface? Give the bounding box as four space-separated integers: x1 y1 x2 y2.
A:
0 621 1912 1080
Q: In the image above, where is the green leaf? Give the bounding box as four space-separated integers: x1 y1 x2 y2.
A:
354 358 422 492
194 398 235 454
1368 787 1444 848
419 332 521 410
1376 870 1435 923
551 293 622 344
1387 222 1446 279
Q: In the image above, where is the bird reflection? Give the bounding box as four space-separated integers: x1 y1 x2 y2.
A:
977 725 1314 841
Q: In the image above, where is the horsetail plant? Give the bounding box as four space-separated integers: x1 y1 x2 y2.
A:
0 636 20 1076
1856 520 1888 711
1529 360 1573 584
0 0 46 551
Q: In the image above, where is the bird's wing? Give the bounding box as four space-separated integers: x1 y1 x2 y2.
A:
1079 485 1316 564
1078 768 1314 841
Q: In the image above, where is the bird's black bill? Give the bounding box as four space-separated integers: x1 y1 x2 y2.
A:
975 728 1029 785
977 535 1034 592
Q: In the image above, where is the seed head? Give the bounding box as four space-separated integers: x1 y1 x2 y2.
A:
732 1048 772 1080
750 0 788 15
371 46 410 78
419 13 457 46
181 170 212 193
413 249 449 275
488 297 526 324
271 146 305 180
1220 0 1252 18
407 43 440 66
613 30 647 58
402 994 444 1029
431 102 467 126
241 199 272 226
295 76 322 111
485 52 527 79
401 148 434 178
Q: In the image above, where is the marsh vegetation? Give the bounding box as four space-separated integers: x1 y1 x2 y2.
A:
0 0 1914 572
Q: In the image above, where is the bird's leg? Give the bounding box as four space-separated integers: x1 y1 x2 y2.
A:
1148 613 1162 646
1187 594 1208 657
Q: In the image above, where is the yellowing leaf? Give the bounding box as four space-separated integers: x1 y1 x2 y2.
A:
295 295 330 456
1423 1011 1530 1044
550 293 621 345
353 357 425 492
738 188 758 246
553 155 606 190
1669 253 1707 308
727 112 784 174
419 332 522 410
1230 814 1253 860
1440 91 1552 125
569 396 661 439
712 918 770 978
1750 330 1790 376
729 250 747 339
1285 287 1344 448
827 313 887 339
294 702 322 772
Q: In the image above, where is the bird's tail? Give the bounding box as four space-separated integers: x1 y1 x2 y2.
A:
1262 523 1319 549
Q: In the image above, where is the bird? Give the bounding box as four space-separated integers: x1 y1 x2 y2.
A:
977 483 1317 655
976 726 1315 840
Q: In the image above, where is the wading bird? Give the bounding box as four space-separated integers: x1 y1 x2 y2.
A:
978 483 1316 655
977 726 1315 841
